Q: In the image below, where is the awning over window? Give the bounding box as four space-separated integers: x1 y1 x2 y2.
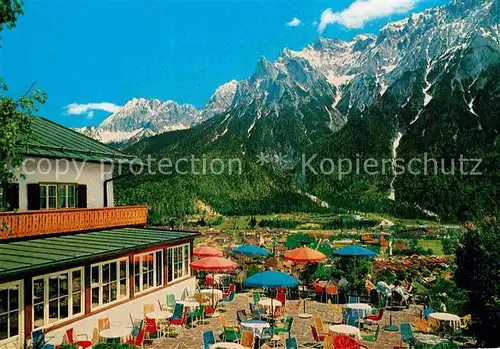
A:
0 227 198 279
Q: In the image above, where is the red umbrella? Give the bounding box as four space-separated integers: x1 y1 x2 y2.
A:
190 257 238 307
190 257 237 271
284 246 326 263
193 246 223 257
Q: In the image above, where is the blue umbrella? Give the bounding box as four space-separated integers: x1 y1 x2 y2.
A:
244 271 298 324
334 245 377 257
244 270 298 289
234 244 270 257
334 245 377 283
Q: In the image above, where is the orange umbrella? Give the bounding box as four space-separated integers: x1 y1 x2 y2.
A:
193 246 223 257
284 246 326 317
284 246 326 263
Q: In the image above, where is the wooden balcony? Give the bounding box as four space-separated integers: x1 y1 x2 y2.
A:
0 205 148 240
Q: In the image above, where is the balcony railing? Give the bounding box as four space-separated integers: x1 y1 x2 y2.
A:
0 205 148 240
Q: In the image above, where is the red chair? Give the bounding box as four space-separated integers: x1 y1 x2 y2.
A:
313 282 325 302
126 329 145 348
205 305 217 318
276 292 286 306
311 325 325 343
222 284 236 298
366 308 384 322
333 334 368 349
65 328 92 349
144 317 158 339
206 275 214 287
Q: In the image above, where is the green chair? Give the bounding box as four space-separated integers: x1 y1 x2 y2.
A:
286 337 298 349
188 304 204 326
253 291 260 305
165 293 176 310
273 316 293 338
362 324 380 343
223 326 242 342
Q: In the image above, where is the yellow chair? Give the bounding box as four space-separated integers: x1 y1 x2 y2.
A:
460 314 471 329
143 303 155 317
285 298 302 313
328 301 343 324
241 330 255 349
92 327 101 345
97 317 110 332
411 316 430 333
314 315 329 336
323 334 335 349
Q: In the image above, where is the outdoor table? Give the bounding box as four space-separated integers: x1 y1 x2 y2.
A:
200 289 224 303
414 333 447 346
346 303 372 318
100 327 131 343
210 343 244 349
258 298 282 310
240 319 270 338
146 310 173 320
176 300 200 311
328 324 362 340
429 312 460 330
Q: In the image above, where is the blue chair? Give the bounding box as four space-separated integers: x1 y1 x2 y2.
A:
130 319 144 337
169 303 184 321
424 306 436 320
348 295 360 303
250 303 266 318
32 329 55 349
347 314 361 328
202 330 216 349
286 337 298 349
400 322 415 349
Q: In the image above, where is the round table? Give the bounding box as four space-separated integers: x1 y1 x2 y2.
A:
258 298 282 310
429 312 460 330
240 319 270 338
346 303 372 318
176 300 200 311
146 310 173 320
210 343 244 349
328 324 362 340
100 327 131 340
201 289 223 299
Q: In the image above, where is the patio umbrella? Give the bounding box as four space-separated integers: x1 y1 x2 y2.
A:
234 244 269 257
193 246 223 257
284 247 326 318
190 257 237 306
284 246 327 263
244 271 298 325
334 244 377 283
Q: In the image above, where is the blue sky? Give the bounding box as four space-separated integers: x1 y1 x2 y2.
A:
1 0 447 128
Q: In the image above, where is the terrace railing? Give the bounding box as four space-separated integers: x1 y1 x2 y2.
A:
0 205 148 240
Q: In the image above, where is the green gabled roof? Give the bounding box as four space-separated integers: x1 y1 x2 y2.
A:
0 227 198 279
23 117 138 163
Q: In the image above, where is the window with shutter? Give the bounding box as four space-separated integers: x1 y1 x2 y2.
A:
77 184 87 208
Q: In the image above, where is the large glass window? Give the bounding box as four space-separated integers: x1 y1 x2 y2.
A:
32 268 83 329
40 183 76 209
91 258 128 310
0 281 21 344
134 250 163 294
166 244 191 283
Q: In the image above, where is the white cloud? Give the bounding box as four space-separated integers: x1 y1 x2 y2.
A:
318 0 417 32
286 17 301 27
65 102 121 116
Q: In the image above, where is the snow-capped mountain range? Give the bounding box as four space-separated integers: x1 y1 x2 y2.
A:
78 0 499 146
76 80 238 143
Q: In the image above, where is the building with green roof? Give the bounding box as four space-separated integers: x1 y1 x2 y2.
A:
0 117 199 348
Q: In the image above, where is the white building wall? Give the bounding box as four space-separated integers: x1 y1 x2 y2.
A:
46 277 195 344
17 157 114 210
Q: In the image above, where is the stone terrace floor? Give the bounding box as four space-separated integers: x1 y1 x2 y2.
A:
148 292 422 349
